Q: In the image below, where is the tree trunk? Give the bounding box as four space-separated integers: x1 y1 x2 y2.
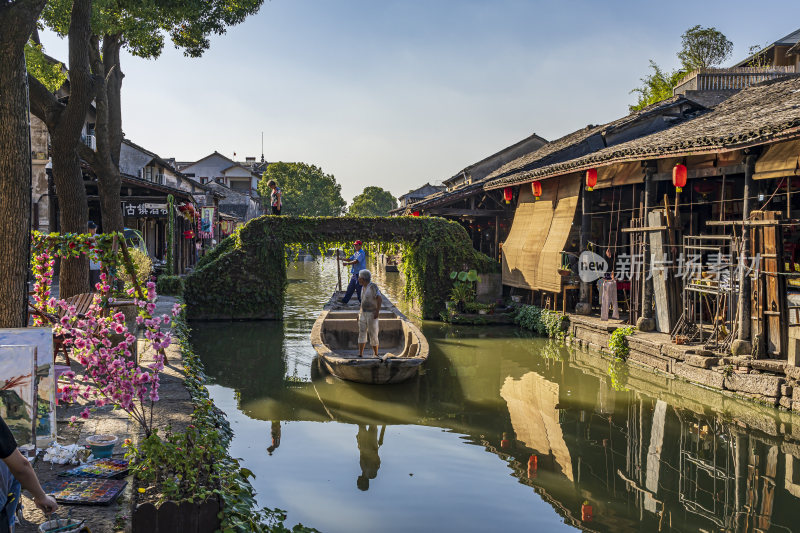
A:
28 0 97 298
51 139 90 297
0 0 47 327
89 34 125 233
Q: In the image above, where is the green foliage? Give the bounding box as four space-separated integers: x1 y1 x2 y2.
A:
513 305 567 340
184 216 498 320
24 42 65 92
156 275 184 296
258 162 346 217
677 25 733 71
629 60 686 112
448 269 480 309
629 25 733 111
347 186 398 217
125 247 153 294
40 0 263 59
608 326 635 360
607 326 635 392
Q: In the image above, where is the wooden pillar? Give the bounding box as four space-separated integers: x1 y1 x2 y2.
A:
576 186 592 314
638 162 657 331
494 215 500 262
736 153 757 346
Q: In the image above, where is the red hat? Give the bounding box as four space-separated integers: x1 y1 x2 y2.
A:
354 240 363 246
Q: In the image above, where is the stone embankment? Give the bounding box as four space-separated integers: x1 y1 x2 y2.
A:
569 314 800 412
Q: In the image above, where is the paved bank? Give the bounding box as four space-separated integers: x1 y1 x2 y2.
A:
17 296 193 533
568 313 800 414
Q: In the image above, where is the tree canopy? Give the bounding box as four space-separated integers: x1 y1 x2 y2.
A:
677 25 733 71
258 162 346 217
629 61 686 111
629 25 733 111
347 186 397 217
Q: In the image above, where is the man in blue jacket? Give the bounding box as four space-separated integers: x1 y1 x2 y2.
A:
340 240 367 304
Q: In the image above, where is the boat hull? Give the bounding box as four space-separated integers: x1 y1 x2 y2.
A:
311 292 428 385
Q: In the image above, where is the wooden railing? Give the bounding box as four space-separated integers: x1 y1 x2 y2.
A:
673 66 798 95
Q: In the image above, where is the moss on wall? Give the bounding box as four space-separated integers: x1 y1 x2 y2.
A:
184 215 497 320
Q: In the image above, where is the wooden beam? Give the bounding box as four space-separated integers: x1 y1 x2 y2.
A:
652 163 746 182
621 225 668 233
425 208 506 217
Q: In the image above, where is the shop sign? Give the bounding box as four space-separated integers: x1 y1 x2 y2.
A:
122 200 168 218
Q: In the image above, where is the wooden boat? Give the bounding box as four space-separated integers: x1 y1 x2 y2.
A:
311 291 429 384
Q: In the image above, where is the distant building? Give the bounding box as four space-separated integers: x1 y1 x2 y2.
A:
176 152 262 196
398 183 445 208
673 27 800 107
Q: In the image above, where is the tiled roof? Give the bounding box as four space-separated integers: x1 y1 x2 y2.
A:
485 95 705 186
487 76 800 189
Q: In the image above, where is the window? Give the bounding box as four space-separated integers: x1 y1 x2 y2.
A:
144 167 153 182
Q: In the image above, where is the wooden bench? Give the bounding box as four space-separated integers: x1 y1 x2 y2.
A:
29 292 99 365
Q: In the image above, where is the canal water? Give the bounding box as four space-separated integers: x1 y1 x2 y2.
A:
190 259 800 532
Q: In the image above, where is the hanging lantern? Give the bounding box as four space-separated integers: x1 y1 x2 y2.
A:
412 210 420 217
585 168 597 191
503 187 513 204
532 181 542 200
673 164 687 193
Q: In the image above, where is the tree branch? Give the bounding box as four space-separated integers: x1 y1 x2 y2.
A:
27 73 63 131
76 142 98 169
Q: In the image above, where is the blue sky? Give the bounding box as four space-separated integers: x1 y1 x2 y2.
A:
39 0 800 202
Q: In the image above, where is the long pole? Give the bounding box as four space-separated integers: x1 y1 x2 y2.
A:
337 249 342 292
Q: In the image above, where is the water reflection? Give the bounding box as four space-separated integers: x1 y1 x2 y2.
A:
190 260 800 532
356 425 385 491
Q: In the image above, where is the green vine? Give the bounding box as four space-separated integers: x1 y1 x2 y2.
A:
167 195 175 275
184 216 497 320
607 326 635 392
608 326 635 360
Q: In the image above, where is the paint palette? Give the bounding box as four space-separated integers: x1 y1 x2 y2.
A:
43 478 127 505
58 458 129 479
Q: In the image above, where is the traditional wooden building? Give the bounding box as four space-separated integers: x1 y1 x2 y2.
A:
489 75 800 360
397 133 548 260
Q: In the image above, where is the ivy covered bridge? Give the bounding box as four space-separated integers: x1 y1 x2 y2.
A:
183 216 497 320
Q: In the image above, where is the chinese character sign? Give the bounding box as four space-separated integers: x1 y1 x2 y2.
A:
121 201 168 218
199 207 215 239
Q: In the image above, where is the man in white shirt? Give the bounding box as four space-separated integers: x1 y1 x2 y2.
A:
357 269 383 357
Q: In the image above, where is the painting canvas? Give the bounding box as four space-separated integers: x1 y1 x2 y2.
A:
0 328 56 446
0 346 35 445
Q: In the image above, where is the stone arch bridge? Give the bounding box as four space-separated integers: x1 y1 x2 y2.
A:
184 216 496 320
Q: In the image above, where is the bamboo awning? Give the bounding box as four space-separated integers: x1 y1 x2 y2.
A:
754 139 800 180
502 174 580 292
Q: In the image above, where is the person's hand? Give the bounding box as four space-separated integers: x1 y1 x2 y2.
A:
33 494 58 515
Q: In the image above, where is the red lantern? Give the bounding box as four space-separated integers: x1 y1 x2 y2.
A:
673 164 687 192
503 187 513 204
585 168 597 191
412 210 420 217
532 181 542 200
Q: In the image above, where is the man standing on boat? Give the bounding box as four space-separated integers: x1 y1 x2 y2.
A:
357 269 383 357
340 240 367 304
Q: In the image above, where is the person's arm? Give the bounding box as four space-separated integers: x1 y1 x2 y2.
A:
277 190 281 209
3 450 57 514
